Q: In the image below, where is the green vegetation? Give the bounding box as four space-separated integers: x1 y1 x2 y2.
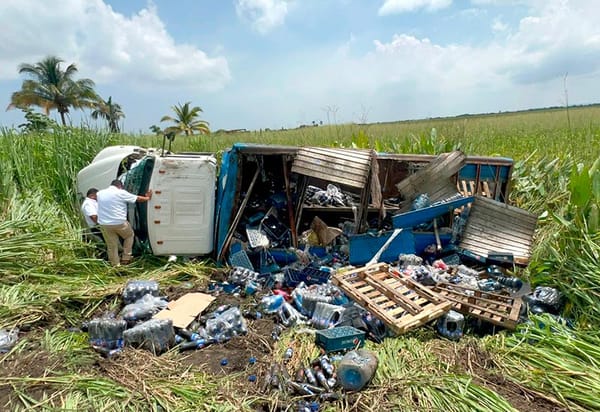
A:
0 105 599 411
91 96 125 133
7 56 98 126
160 101 210 137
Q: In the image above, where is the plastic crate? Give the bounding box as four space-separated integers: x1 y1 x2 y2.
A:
284 266 331 288
315 326 366 353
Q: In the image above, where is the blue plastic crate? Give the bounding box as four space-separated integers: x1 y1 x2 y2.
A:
284 266 331 288
315 326 366 353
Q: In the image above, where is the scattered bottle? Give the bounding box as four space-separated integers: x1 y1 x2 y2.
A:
337 349 379 391
436 310 464 341
243 309 263 320
260 294 285 314
0 329 19 353
179 338 212 352
304 366 317 386
319 355 334 376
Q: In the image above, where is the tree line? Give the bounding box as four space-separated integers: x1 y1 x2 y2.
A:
6 56 210 136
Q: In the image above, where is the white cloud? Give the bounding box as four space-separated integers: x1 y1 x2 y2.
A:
0 0 230 91
371 0 600 87
492 17 508 33
261 0 600 127
378 0 452 15
235 0 290 34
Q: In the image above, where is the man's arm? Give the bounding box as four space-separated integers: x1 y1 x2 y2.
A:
136 190 153 203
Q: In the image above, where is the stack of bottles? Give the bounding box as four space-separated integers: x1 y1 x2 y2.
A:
88 318 127 353
204 306 248 343
311 302 345 329
228 266 262 296
123 318 175 354
291 282 347 317
119 293 168 326
122 280 160 304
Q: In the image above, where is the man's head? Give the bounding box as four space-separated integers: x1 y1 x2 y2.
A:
86 188 98 200
110 179 124 189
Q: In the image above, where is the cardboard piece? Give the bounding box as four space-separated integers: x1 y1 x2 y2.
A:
310 216 343 246
153 292 215 329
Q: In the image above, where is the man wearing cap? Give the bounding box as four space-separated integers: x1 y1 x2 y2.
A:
97 179 152 266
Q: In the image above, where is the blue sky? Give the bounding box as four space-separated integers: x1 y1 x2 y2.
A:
0 0 599 132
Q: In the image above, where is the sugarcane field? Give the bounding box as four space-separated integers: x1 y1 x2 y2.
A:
0 103 599 411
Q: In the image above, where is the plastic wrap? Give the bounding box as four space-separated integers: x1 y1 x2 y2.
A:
123 318 175 354
122 280 160 304
0 329 19 353
120 294 168 324
525 286 562 314
204 306 247 343
311 302 345 329
88 318 127 350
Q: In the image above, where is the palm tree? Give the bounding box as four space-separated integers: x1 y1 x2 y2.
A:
91 96 125 133
7 56 98 126
160 102 210 136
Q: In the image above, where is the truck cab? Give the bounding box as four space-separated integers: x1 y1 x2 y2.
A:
77 146 216 256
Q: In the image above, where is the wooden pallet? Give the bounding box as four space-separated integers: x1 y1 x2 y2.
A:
432 282 522 329
332 263 451 334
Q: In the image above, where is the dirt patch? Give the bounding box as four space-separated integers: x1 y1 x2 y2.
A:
432 340 567 412
0 338 65 409
180 318 274 375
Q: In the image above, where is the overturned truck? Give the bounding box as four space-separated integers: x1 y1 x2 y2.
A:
77 143 524 267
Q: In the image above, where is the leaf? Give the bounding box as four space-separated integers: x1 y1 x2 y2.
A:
591 157 600 202
569 163 591 208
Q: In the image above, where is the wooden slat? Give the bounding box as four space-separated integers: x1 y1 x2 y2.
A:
333 264 451 334
292 147 374 189
396 151 466 202
459 195 537 265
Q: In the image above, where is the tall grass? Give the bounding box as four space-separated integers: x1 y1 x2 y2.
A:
1 105 600 410
488 315 600 411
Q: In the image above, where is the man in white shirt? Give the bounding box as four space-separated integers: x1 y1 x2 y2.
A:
81 188 104 242
97 179 152 266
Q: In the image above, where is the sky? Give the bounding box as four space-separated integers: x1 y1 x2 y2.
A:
0 0 599 132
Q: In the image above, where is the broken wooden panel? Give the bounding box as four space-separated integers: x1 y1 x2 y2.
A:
395 151 466 211
333 263 451 334
291 147 374 189
458 195 538 266
376 153 513 204
432 282 522 329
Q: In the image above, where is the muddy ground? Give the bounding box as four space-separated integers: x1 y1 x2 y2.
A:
0 279 567 411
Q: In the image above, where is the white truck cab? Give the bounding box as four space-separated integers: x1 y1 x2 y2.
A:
77 146 216 256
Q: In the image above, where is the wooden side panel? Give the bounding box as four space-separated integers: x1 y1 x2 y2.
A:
395 151 466 211
459 195 538 265
291 147 373 189
333 264 451 334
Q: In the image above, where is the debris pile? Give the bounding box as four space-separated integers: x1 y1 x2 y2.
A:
81 148 570 407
